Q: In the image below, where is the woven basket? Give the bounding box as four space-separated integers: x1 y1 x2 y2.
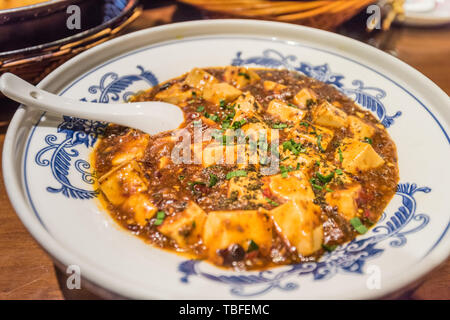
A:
177 0 376 30
0 2 141 86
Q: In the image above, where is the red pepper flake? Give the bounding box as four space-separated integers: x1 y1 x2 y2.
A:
262 188 272 198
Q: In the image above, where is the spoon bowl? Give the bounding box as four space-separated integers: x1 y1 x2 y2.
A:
0 73 184 135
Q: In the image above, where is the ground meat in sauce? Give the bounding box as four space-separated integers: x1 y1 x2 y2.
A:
93 67 399 270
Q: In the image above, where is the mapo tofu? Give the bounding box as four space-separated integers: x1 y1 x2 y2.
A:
92 67 399 270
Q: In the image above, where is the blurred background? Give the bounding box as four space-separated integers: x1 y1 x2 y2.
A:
0 0 448 299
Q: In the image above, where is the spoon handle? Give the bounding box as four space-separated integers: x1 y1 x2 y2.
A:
0 72 145 122
0 73 184 134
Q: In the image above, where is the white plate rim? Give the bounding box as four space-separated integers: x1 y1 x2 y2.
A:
3 19 450 299
400 0 450 26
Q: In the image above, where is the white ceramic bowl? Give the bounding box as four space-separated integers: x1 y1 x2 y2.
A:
3 20 450 299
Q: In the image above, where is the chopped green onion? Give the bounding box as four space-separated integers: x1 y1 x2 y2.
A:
282 139 305 155
156 211 165 220
196 106 205 112
190 181 205 185
300 121 309 127
363 137 373 145
316 171 334 184
154 211 166 226
226 170 247 180
338 148 343 163
208 114 219 122
317 134 325 152
350 217 368 234
335 169 343 175
227 103 236 111
221 121 230 129
310 178 323 190
272 123 288 129
325 187 333 192
208 174 219 187
231 119 247 129
224 111 235 121
322 244 337 252
247 240 259 252
280 165 293 178
178 175 185 180
238 72 250 80
312 184 323 190
159 83 171 91
266 198 279 206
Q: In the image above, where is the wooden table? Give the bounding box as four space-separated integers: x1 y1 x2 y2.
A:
0 3 449 300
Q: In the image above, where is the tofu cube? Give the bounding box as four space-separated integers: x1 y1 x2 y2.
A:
111 134 149 166
231 110 265 130
263 80 287 92
184 68 218 90
203 82 242 105
270 200 323 256
337 138 385 174
228 172 266 205
315 161 353 185
268 170 315 202
233 91 262 115
267 99 306 122
325 184 362 220
155 83 198 105
191 116 220 131
227 140 266 169
312 101 348 128
292 88 317 108
241 121 277 143
348 115 375 141
224 66 261 89
202 143 237 167
99 161 148 206
289 122 334 151
203 210 273 264
159 201 207 248
230 93 264 130
278 145 322 170
121 193 157 226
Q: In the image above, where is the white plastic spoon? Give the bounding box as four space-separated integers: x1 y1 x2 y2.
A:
0 73 185 135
